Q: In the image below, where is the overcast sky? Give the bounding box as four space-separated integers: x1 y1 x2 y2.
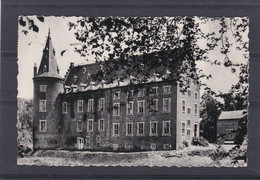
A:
17 16 249 99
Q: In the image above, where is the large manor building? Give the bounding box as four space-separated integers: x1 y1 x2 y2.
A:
32 32 200 151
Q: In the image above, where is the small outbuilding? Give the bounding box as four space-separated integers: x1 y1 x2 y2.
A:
217 110 247 144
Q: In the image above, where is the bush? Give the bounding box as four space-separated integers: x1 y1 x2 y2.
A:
18 145 33 158
229 136 247 163
210 145 229 162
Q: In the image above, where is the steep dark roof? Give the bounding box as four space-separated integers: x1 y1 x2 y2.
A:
35 30 62 79
65 63 101 86
64 62 171 87
218 110 247 120
64 49 190 88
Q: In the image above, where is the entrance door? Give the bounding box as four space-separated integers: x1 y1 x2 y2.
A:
194 124 198 137
77 137 84 150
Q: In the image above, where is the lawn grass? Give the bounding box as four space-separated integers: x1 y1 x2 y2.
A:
17 145 246 167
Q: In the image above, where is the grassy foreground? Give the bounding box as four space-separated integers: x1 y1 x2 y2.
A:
17 145 246 167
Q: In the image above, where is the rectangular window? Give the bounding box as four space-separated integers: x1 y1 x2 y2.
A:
163 98 171 113
150 143 156 150
182 122 186 136
98 119 104 132
182 100 186 113
187 119 191 126
77 137 84 150
137 100 145 114
113 103 120 116
163 144 171 150
113 123 120 136
187 78 191 85
138 88 145 97
150 87 158 96
150 99 158 111
126 122 133 136
126 101 134 115
113 91 120 100
87 99 94 112
187 107 191 114
96 135 101 147
187 129 191 136
113 144 119 150
195 92 198 99
187 129 191 140
77 100 83 113
194 123 198 137
39 85 47 92
62 102 67 114
195 103 198 116
163 121 171 135
150 121 158 136
85 136 90 148
187 90 191 96
137 122 145 136
77 120 83 132
87 119 93 132
125 144 131 150
163 85 171 94
98 98 105 111
39 100 47 112
39 120 47 132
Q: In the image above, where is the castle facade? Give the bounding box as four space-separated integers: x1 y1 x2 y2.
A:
33 32 200 151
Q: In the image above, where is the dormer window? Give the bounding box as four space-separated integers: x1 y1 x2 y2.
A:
71 85 78 92
82 67 87 74
88 81 96 90
73 75 78 82
79 83 87 91
163 69 171 79
153 72 159 82
129 75 135 84
43 65 47 72
64 85 71 93
87 73 91 79
39 85 47 92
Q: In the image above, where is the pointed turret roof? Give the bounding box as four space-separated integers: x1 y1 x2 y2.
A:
35 29 62 79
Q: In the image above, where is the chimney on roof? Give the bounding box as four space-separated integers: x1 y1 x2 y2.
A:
34 63 37 76
70 62 74 69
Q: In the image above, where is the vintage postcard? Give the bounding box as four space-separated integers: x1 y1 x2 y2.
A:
17 16 249 167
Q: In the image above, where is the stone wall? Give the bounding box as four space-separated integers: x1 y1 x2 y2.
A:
176 80 200 148
33 77 63 150
61 80 178 151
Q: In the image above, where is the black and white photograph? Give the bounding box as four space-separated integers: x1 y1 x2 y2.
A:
17 16 249 167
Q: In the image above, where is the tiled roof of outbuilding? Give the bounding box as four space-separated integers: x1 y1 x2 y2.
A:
218 110 247 120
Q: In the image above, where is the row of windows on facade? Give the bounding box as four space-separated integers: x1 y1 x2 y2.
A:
39 119 196 138
39 98 198 116
181 100 199 116
39 84 199 100
76 136 172 150
39 119 172 136
62 98 172 115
